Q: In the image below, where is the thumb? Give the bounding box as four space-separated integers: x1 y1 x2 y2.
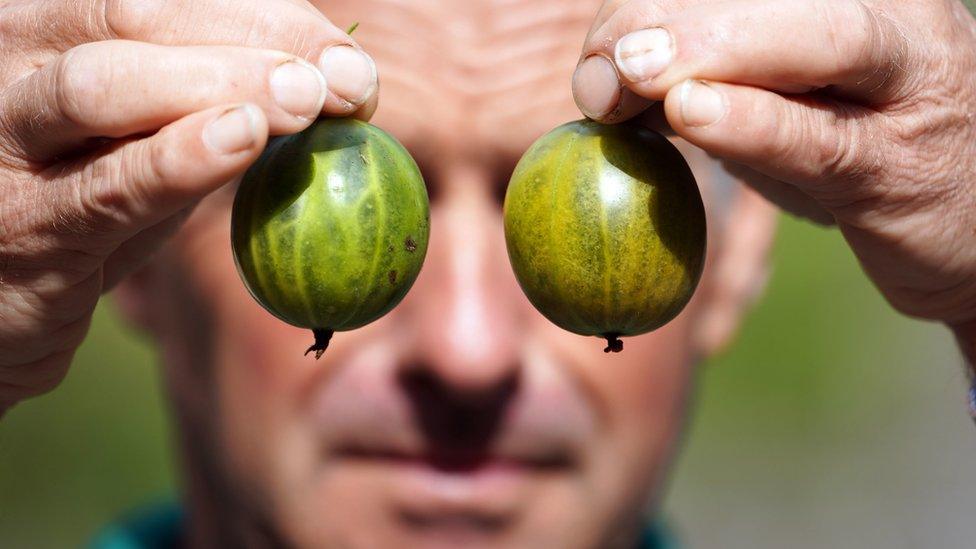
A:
46 103 269 244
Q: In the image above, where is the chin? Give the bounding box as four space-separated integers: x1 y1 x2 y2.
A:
274 477 609 549
260 449 656 549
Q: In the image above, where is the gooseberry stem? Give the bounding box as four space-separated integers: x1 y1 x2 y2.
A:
346 22 359 35
305 328 335 360
603 334 623 353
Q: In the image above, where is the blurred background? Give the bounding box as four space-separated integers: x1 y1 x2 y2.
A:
2 213 976 548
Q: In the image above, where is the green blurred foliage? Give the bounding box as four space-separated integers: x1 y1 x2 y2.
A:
0 308 173 548
0 215 970 548
665 217 973 548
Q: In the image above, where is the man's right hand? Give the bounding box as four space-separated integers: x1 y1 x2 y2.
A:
0 0 378 414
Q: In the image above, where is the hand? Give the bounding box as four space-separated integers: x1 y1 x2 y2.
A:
0 0 378 413
572 1 976 338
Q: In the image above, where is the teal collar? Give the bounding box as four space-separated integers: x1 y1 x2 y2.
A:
89 502 678 549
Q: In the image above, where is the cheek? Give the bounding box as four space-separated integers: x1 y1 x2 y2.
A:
535 307 697 536
179 213 329 499
605 313 696 463
601 320 696 533
609 306 697 448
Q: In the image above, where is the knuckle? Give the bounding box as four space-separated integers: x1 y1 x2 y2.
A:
112 139 166 222
757 96 880 188
847 0 883 58
749 106 790 161
759 101 811 168
145 136 173 190
52 45 112 131
71 152 136 232
126 139 168 209
54 139 167 240
814 107 885 194
814 109 859 178
812 0 880 76
102 0 163 39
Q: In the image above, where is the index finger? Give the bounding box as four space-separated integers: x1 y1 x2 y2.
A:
584 0 704 41
15 0 376 116
575 0 707 121
585 0 915 107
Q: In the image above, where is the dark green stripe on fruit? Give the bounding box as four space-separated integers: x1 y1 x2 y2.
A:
232 118 430 334
503 119 706 344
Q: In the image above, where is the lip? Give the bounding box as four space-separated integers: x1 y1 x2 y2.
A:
308 339 596 519
335 445 574 473
333 448 558 528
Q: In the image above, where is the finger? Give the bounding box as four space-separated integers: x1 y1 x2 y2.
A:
39 103 268 247
663 79 885 207
101 206 195 291
721 161 836 226
584 0 630 42
317 42 379 117
15 0 376 115
635 102 675 136
0 41 326 163
0 349 79 402
583 0 703 43
575 0 703 121
352 86 380 122
577 0 915 121
573 0 711 120
571 54 653 122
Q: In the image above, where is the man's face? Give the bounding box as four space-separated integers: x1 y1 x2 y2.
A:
131 1 766 547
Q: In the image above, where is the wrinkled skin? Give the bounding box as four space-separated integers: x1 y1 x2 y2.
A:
572 0 976 346
0 0 973 548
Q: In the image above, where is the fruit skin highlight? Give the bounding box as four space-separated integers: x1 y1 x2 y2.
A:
232 118 430 358
503 119 706 353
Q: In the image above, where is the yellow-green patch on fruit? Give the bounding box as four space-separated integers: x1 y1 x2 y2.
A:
232 118 430 357
503 119 705 353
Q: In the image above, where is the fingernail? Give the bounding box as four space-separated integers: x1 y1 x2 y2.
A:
614 28 672 83
318 45 377 109
680 80 726 127
205 104 259 154
573 55 621 120
270 59 328 119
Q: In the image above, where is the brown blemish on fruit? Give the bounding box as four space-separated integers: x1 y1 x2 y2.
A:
388 270 397 284
405 236 417 252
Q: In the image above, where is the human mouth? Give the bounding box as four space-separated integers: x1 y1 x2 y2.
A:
308 341 596 517
329 412 577 506
334 444 568 530
335 443 573 472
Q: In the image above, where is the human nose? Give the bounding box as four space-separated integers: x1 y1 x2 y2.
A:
406 165 525 396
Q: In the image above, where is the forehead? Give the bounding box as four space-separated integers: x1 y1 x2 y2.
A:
315 0 602 170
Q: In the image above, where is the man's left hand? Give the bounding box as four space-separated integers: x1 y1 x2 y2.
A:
573 0 976 342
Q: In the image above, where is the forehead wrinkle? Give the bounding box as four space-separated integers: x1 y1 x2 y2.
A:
318 0 603 160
